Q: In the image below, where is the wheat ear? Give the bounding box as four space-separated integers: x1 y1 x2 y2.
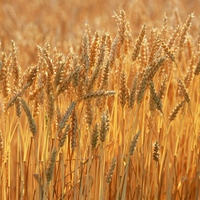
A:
194 57 200 75
149 81 163 113
0 130 4 153
58 124 70 149
168 100 186 122
46 148 57 185
153 141 160 162
57 102 76 134
91 123 99 149
129 131 141 155
21 99 37 136
177 78 190 103
119 70 129 108
100 111 109 143
132 24 146 61
106 157 117 183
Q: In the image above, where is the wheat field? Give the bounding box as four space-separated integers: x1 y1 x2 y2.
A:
0 0 200 199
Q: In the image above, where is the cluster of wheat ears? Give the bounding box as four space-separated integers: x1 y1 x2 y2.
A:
0 4 200 200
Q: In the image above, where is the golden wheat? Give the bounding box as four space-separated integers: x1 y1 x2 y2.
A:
0 2 200 199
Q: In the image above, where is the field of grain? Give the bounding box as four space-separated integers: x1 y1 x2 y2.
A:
0 0 200 199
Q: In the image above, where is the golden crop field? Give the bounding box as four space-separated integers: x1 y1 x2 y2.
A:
0 0 200 199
